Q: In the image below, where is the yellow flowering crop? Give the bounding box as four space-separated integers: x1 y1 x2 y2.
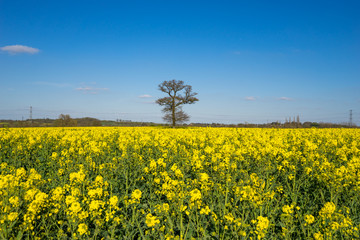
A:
0 127 359 239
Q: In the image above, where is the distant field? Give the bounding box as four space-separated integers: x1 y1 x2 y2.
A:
0 127 359 239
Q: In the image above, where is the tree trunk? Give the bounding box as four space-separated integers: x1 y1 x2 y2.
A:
172 99 175 128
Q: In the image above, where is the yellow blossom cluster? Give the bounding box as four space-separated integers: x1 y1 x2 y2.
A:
0 127 359 239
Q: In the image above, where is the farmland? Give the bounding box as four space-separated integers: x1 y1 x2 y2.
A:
0 127 359 239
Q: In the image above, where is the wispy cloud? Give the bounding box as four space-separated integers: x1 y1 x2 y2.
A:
138 94 152 98
0 45 40 55
233 51 241 55
278 97 293 101
76 86 109 94
245 96 256 101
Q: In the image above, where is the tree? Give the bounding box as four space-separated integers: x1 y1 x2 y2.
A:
156 79 199 127
54 114 77 127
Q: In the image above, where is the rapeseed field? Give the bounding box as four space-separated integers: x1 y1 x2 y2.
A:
0 127 359 239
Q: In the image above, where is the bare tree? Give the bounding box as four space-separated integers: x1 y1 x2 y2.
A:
156 79 199 127
54 114 77 127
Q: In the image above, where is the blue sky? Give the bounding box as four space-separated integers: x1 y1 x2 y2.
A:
1 0 359 124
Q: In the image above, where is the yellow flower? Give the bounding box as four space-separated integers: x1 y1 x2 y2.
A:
150 160 157 170
132 189 142 200
304 214 315 226
69 170 86 184
89 200 103 212
71 187 81 197
28 169 42 181
145 213 160 227
69 201 82 214
94 175 104 187
16 168 26 178
130 189 142 204
341 216 352 228
78 211 89 220
180 205 187 212
52 187 64 201
25 189 39 201
78 223 88 235
200 206 211 215
212 212 218 222
319 202 336 218
7 212 18 221
331 222 340 231
109 196 118 207
199 173 209 182
0 162 8 169
9 196 20 207
254 216 270 239
155 203 170 214
189 189 202 202
163 203 170 212
313 232 323 240
58 168 64 176
174 169 183 178
65 195 77 206
224 212 234 223
282 205 294 215
88 187 103 198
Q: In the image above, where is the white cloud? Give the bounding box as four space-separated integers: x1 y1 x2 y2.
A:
278 97 293 101
76 86 109 94
233 51 241 55
139 94 152 98
245 96 256 101
0 45 40 54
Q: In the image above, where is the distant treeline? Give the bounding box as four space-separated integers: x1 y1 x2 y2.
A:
0 117 357 128
0 115 163 128
0 117 101 128
188 121 357 128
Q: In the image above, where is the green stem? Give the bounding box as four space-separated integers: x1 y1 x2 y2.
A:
136 217 145 239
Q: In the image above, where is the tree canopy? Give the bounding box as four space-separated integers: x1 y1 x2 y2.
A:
156 80 198 127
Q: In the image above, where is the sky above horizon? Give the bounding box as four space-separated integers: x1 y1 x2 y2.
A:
1 0 359 124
